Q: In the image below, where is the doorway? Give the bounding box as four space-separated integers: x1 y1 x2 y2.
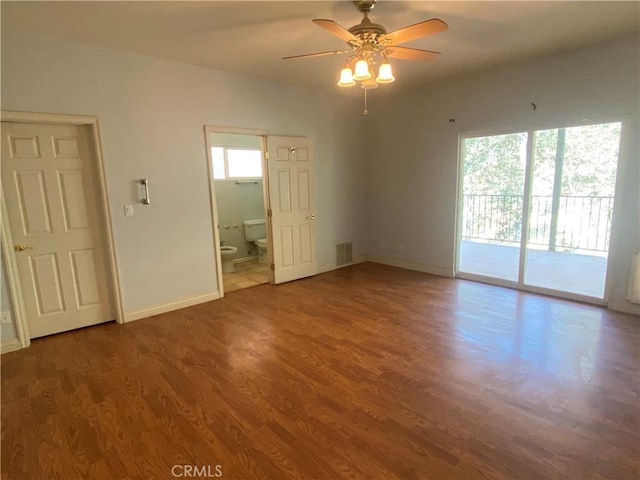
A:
209 132 270 293
1 114 122 342
205 128 318 294
457 121 622 301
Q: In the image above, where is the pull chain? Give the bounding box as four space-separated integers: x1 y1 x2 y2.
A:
363 88 368 116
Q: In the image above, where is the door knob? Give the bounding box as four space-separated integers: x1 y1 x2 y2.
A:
14 244 33 252
306 215 316 220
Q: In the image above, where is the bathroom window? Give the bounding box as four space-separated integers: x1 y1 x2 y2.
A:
212 146 263 179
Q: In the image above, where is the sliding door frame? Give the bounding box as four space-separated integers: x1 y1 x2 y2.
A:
455 115 629 306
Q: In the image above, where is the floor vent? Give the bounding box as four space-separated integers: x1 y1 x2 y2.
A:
336 241 353 267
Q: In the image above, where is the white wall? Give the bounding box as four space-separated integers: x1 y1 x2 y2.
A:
366 34 639 313
3 27 636 327
1 28 368 316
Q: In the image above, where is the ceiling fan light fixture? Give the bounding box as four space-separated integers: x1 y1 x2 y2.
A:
353 59 372 81
376 61 395 84
284 2 448 111
337 66 356 87
361 77 379 89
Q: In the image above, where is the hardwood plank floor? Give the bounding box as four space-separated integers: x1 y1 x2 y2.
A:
2 263 638 479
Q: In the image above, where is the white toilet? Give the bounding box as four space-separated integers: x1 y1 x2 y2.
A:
220 245 238 273
242 219 268 264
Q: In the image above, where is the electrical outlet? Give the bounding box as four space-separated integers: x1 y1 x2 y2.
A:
1 311 12 325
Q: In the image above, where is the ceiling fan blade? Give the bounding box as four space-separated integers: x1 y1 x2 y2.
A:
282 49 351 60
385 46 440 61
380 18 448 45
312 19 359 43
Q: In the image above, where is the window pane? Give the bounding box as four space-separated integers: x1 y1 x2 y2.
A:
227 149 262 178
459 132 528 282
524 122 621 298
211 147 225 179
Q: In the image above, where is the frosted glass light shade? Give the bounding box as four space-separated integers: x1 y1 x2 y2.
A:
353 59 371 81
337 67 355 87
361 77 379 89
376 62 395 84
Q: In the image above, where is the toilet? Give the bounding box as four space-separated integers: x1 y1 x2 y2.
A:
220 245 238 273
255 238 268 264
242 219 268 264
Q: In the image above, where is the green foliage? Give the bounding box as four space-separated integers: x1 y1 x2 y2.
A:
463 132 527 196
462 122 620 251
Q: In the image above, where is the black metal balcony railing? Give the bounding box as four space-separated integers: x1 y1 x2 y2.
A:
462 194 614 253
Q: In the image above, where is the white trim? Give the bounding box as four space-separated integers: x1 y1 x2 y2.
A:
203 127 225 298
453 134 464 277
1 111 98 125
1 339 22 355
318 264 336 274
261 135 274 285
204 125 269 137
318 255 369 274
0 111 125 348
123 292 221 323
369 256 454 278
91 119 125 323
1 193 31 349
604 118 633 304
607 299 640 316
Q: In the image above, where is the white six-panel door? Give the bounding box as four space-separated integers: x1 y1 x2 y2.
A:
1 122 114 338
266 136 317 284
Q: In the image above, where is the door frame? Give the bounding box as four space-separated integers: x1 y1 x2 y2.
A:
454 115 629 306
1 111 125 349
203 125 271 297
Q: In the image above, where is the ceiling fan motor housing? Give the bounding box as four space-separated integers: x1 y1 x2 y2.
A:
349 0 386 41
348 16 387 39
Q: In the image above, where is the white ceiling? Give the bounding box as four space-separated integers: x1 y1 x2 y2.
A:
2 1 639 93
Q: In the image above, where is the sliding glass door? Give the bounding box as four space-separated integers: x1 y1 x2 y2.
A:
524 123 621 297
459 132 527 282
458 121 621 300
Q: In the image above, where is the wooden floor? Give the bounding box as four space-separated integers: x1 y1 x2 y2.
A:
2 263 638 480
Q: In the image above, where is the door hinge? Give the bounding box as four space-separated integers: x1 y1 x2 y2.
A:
270 263 275 271
265 152 269 161
267 209 272 217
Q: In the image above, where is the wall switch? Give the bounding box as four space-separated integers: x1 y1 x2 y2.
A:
124 205 134 217
1 311 11 325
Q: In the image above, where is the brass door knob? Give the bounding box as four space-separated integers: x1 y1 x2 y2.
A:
14 244 33 252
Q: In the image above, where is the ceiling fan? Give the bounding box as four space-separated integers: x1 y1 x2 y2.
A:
283 0 448 90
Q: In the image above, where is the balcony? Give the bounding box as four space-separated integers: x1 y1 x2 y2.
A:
460 194 613 298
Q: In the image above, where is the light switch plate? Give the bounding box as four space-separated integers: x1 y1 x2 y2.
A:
124 205 134 217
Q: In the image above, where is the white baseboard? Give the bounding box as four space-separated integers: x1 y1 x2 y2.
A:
368 256 454 278
124 291 221 323
1 339 22 354
318 255 369 274
607 299 640 316
318 263 336 274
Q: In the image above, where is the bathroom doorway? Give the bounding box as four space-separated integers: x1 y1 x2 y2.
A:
206 128 271 294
